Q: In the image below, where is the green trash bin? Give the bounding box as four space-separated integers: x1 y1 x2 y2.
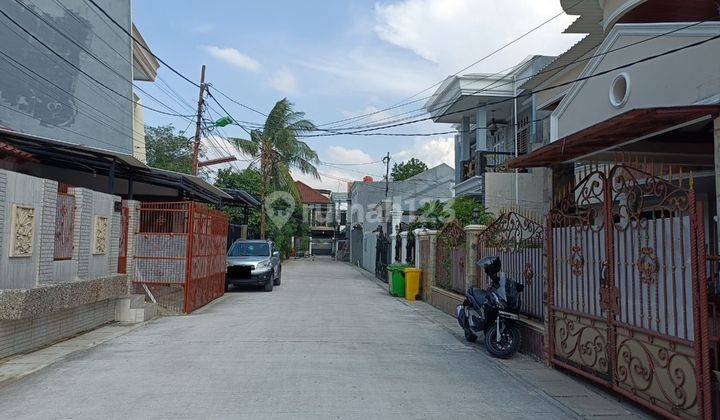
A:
387 264 411 297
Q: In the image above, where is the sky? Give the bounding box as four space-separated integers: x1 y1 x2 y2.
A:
133 0 583 191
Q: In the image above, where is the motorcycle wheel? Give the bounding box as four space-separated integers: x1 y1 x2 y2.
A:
484 323 520 359
464 329 478 343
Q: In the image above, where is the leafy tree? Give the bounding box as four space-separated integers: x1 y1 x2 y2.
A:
232 99 319 238
214 167 308 257
391 158 428 181
145 124 195 174
214 167 261 231
414 200 450 229
449 196 493 226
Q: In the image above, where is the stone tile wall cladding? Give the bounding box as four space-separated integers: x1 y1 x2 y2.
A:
0 168 129 359
418 223 548 362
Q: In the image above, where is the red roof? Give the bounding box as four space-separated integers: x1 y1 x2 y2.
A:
295 180 331 204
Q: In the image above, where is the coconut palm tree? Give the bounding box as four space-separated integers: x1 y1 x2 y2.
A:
232 98 319 238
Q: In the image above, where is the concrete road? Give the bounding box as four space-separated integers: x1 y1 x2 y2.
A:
0 258 590 419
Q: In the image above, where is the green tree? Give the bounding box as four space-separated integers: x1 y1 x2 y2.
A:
231 99 319 238
449 196 493 226
415 200 450 229
214 167 261 232
391 158 428 181
145 125 195 174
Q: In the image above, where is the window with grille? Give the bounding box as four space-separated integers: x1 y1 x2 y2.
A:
517 116 530 155
53 190 75 261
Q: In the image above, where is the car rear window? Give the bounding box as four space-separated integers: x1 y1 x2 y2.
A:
228 242 270 257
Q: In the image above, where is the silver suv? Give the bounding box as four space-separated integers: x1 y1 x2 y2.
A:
226 240 282 292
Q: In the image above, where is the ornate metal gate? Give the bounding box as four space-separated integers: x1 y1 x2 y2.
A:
436 221 466 293
406 229 416 265
548 163 711 419
376 230 391 281
477 211 545 320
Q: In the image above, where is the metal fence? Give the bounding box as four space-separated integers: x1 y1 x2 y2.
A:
477 211 545 321
547 163 712 419
436 221 466 293
133 202 228 313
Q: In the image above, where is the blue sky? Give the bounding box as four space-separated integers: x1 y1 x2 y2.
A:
133 0 580 191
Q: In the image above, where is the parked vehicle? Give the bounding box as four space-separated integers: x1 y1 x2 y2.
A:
456 256 524 358
226 240 282 292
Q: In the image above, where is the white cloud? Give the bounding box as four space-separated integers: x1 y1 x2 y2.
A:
204 46 261 71
268 68 298 94
296 47 437 95
324 146 374 164
339 105 397 126
394 136 454 169
374 0 582 74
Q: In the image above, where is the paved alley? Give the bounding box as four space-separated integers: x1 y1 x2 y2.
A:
0 258 645 419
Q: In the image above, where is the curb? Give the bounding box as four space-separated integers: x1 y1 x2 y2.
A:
0 320 149 390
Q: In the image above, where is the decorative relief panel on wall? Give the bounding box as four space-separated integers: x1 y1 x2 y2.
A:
93 216 108 255
9 203 35 257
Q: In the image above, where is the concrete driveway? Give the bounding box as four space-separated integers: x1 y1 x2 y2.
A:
0 258 640 419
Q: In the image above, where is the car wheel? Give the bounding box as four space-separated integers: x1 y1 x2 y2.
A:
264 278 274 292
273 266 282 286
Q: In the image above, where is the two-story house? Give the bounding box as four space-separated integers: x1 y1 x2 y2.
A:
424 56 556 215
295 180 334 255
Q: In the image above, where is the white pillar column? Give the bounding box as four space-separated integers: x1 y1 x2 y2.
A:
413 228 422 268
475 108 487 151
464 224 486 290
399 231 408 263
390 209 403 263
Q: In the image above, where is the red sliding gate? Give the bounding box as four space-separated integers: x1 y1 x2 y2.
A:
547 163 711 419
133 202 228 313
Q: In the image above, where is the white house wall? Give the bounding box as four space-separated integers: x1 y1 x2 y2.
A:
552 23 720 141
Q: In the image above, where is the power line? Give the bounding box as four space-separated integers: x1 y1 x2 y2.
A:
317 0 589 128
321 20 710 134
84 0 199 88
320 159 383 166
299 32 720 137
51 0 200 119
85 0 270 121
0 49 159 146
5 1 194 119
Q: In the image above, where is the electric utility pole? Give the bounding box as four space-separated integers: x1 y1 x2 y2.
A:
191 65 207 176
383 152 391 198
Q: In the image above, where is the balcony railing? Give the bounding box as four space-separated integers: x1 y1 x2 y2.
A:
460 150 519 181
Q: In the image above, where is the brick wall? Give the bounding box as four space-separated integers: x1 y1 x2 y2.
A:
107 196 121 275
74 188 93 279
37 179 57 282
124 200 140 283
0 299 116 359
0 170 123 288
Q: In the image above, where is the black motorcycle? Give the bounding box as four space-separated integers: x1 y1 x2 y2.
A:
456 256 524 358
